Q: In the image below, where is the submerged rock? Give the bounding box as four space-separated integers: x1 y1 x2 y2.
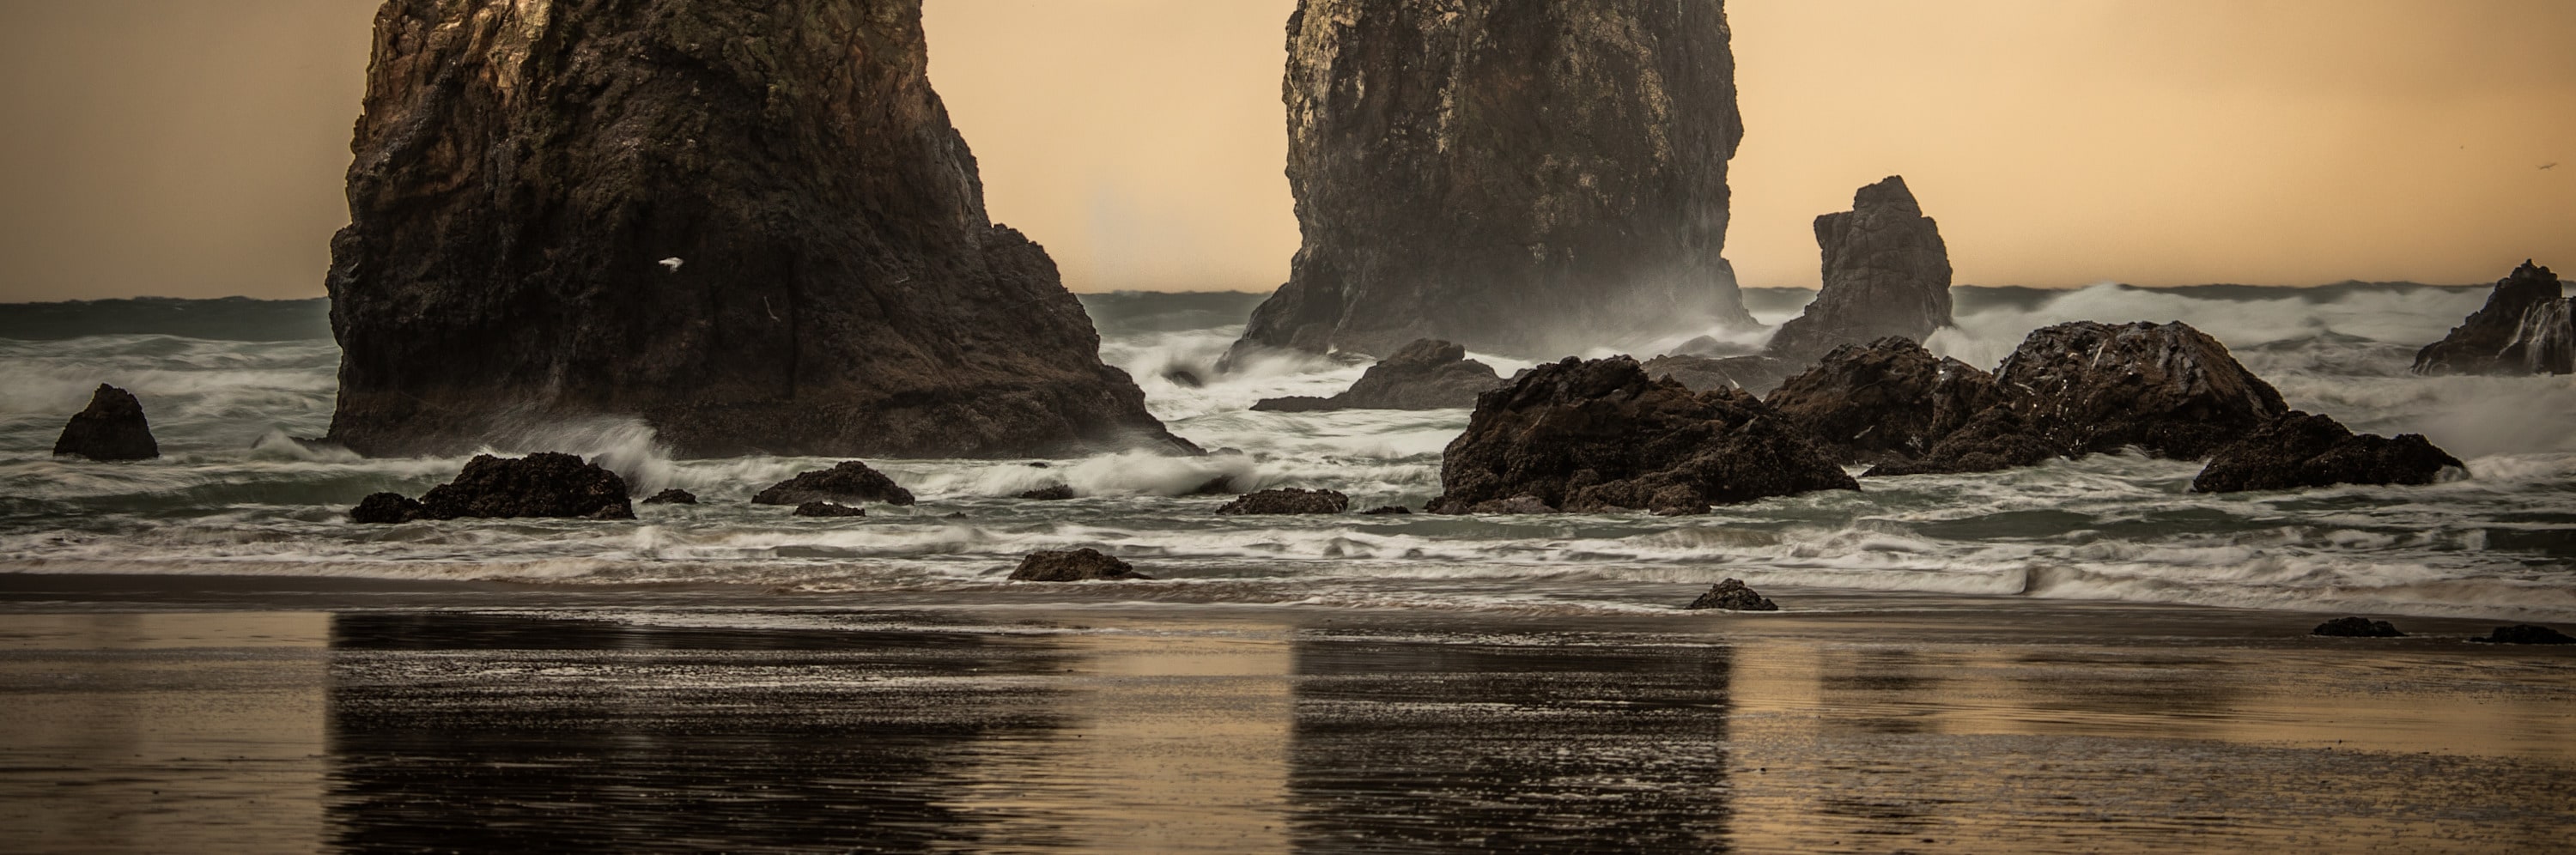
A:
641 488 698 506
1251 339 1503 411
2192 412 2463 493
2312 616 2406 638
1008 548 1151 582
349 492 428 525
1361 505 1413 516
1432 356 1856 514
1639 355 1794 397
417 452 636 520
791 501 865 518
325 0 1188 458
1767 177 1957 364
2414 261 2573 376
1228 0 1752 361
1017 484 1078 500
1217 488 1351 515
52 384 159 461
2470 625 2574 645
753 462 917 506
1685 579 1779 611
1765 338 2000 465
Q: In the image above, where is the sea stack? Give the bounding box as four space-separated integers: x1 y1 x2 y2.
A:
52 384 159 462
1766 176 1956 364
325 0 1188 458
2413 261 2573 375
1228 0 1753 361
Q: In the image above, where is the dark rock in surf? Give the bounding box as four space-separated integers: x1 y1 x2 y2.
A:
1861 407 2064 477
324 0 1188 459
2312 616 2406 638
1429 494 1558 515
1685 579 1779 612
2470 625 2575 645
1008 548 1151 582
417 452 636 520
791 501 865 518
1765 338 2000 465
1767 177 1956 364
52 384 159 462
2413 261 2573 376
1017 484 1077 500
1639 354 1793 397
349 492 429 525
1217 488 1351 516
641 488 698 505
753 462 917 506
2192 412 2462 493
1362 505 1413 516
1227 0 1752 361
1432 356 1857 514
1250 339 1503 411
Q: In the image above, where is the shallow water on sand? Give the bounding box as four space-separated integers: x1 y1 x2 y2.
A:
0 605 2568 853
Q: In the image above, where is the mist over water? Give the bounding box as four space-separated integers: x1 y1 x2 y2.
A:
2 285 2571 622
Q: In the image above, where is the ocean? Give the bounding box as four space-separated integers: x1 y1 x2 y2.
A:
3 283 2573 622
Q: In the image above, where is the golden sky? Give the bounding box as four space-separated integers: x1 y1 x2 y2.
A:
0 1 2568 300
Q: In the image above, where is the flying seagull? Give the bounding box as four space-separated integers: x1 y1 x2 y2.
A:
659 257 685 272
2543 163 2558 171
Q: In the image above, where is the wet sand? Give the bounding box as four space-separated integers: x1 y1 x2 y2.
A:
1 575 2572 853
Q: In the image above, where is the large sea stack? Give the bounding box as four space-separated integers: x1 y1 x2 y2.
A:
1766 176 1955 364
2413 261 2573 376
1229 0 1753 361
326 0 1188 458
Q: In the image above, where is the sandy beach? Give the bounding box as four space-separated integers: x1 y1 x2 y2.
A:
3 575 2569 853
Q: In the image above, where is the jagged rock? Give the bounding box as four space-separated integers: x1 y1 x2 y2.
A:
1765 338 2001 465
52 384 159 461
1767 177 1956 363
641 488 698 505
1685 579 1779 611
792 501 865 518
1361 505 1413 516
349 492 428 525
416 452 635 520
1431 356 1857 514
2192 412 2463 493
1862 407 2065 477
1017 484 1077 500
2414 261 2573 376
1008 548 1152 582
1639 355 1793 397
324 0 1188 458
2470 625 2574 645
1251 339 1503 411
2312 616 2406 638
1227 0 1752 361
752 462 917 506
1216 488 1351 516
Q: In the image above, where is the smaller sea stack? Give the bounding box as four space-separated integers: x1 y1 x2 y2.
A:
1767 177 1956 364
53 384 159 461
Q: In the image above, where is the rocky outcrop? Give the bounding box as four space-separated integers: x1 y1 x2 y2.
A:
1765 338 1999 465
349 452 635 523
752 462 916 506
2192 412 2462 493
1009 549 1152 582
2470 625 2574 645
1638 355 1792 397
1216 488 1351 515
1868 322 2287 476
2312 617 2405 638
1432 356 1857 514
1227 0 1752 361
1017 484 1077 500
791 501 865 518
1251 339 1503 411
52 384 159 461
1361 505 1412 515
2414 261 2573 375
1766 177 1955 363
1685 579 1778 611
641 488 698 505
325 0 1187 458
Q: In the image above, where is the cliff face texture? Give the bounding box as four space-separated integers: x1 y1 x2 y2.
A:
327 0 1186 458
1765 176 1954 364
2413 261 2573 376
1231 0 1752 361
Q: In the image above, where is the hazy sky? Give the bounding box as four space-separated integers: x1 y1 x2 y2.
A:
0 1 2568 301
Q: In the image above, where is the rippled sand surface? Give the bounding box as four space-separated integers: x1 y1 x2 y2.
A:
3 593 2569 853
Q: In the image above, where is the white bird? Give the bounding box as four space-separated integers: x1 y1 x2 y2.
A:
659 257 685 272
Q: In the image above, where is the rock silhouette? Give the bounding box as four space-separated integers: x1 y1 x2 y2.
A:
1217 488 1351 516
641 488 698 506
1252 340 1504 412
2192 412 2462 493
325 0 1186 458
1768 177 1956 364
2414 261 2573 375
752 462 917 506
791 501 865 518
1009 549 1151 582
2312 617 2406 638
1686 579 1779 611
1765 338 1999 465
52 384 159 462
349 452 635 524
